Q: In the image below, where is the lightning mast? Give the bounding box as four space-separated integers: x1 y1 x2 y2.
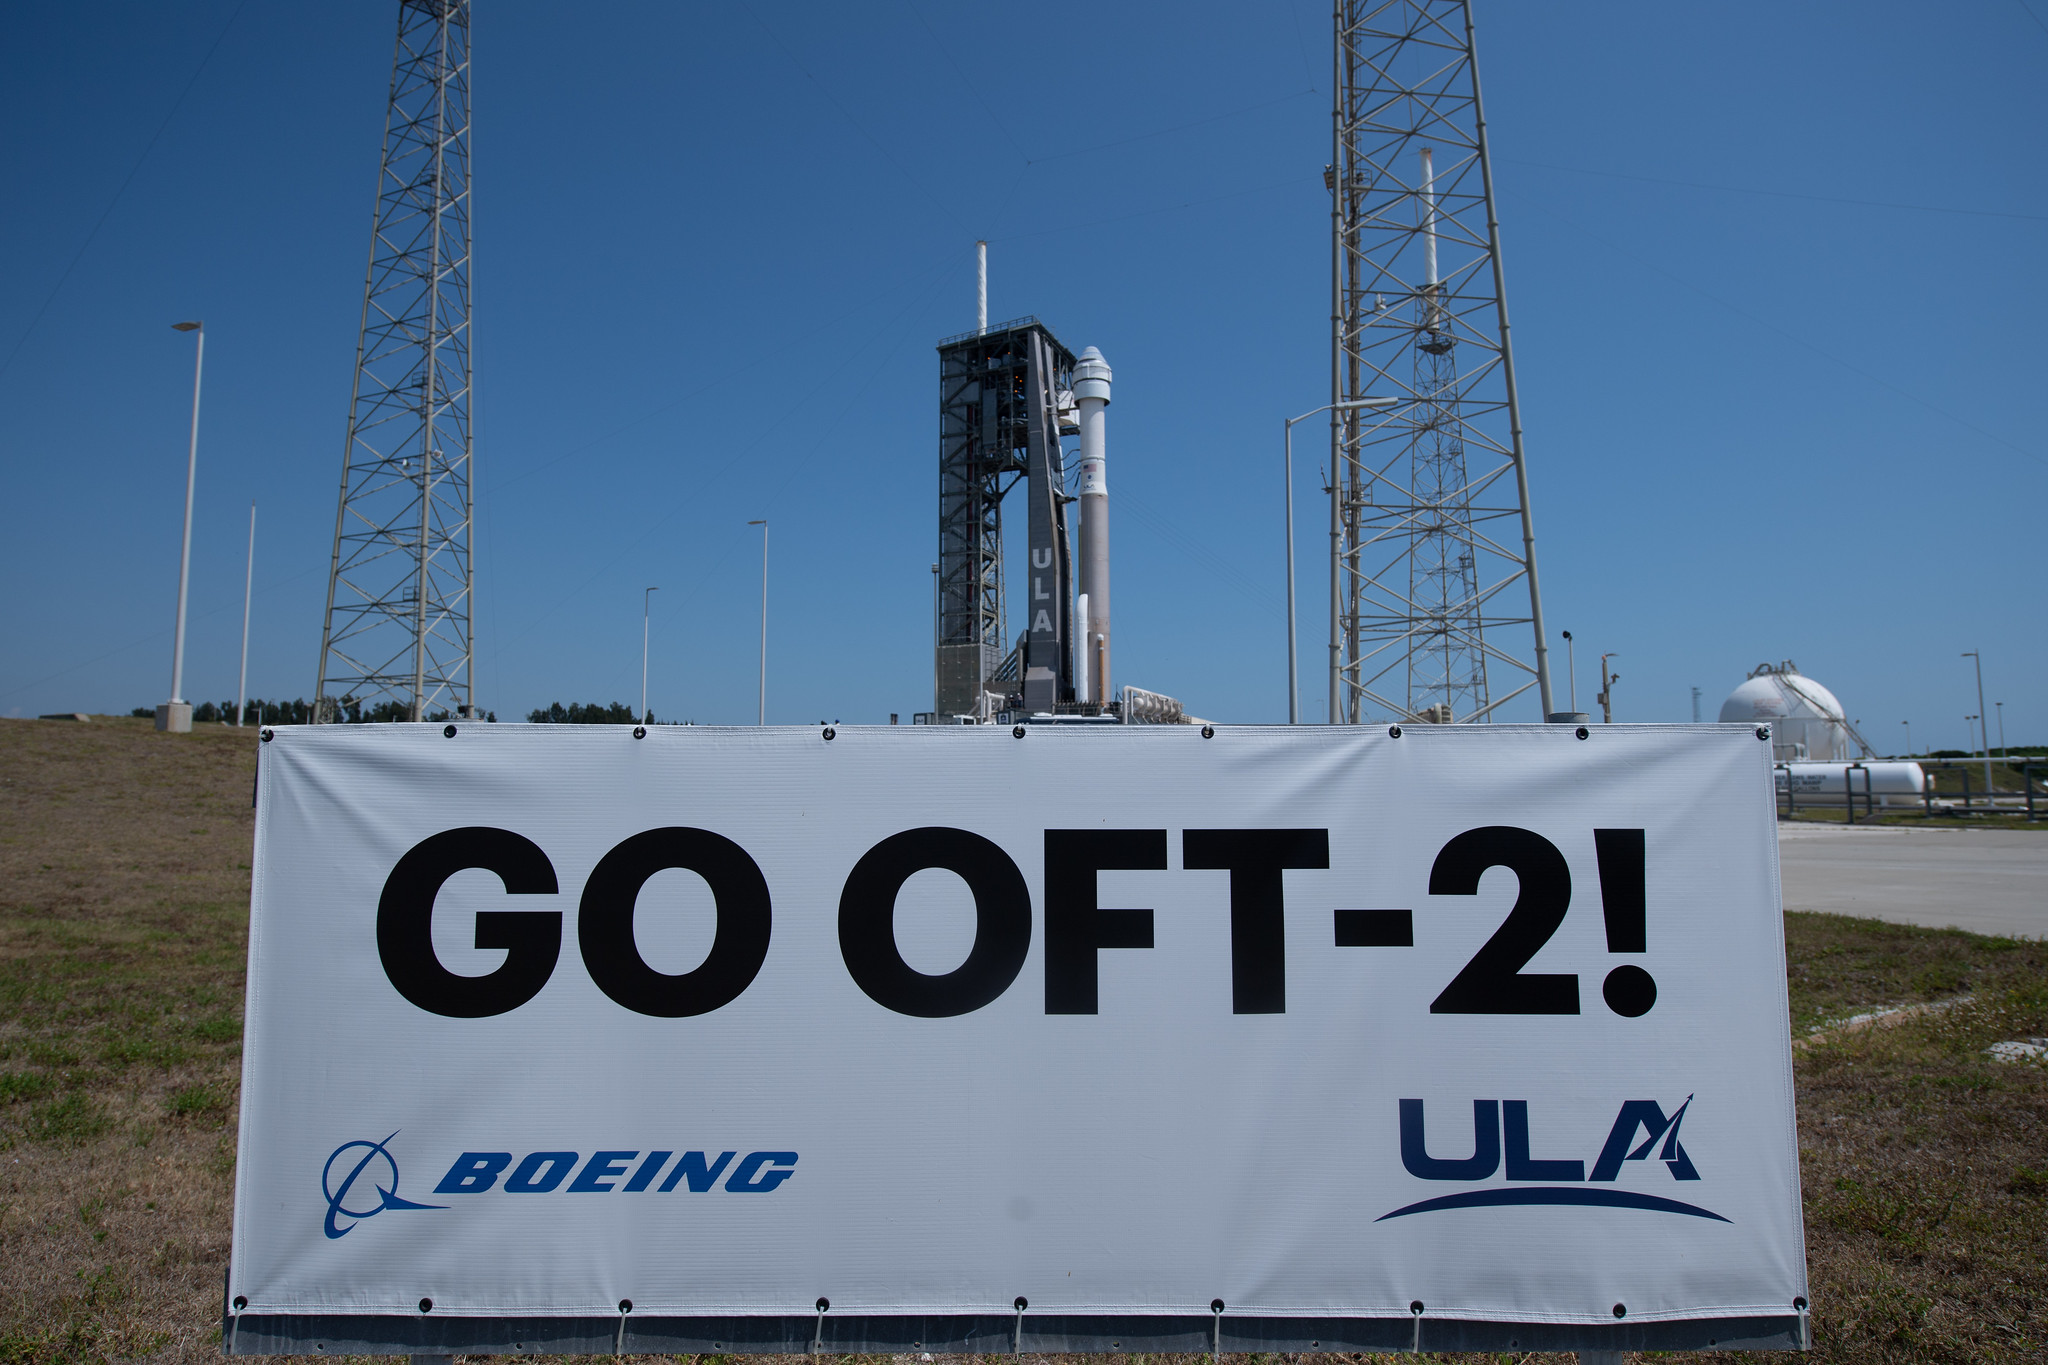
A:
316 0 475 722
1329 0 1553 724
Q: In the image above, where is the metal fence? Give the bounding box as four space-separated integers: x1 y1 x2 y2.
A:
1777 758 2045 823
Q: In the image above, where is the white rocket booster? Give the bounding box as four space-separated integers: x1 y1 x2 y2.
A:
1073 345 1112 704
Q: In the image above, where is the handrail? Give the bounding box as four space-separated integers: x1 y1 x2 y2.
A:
936 315 1047 349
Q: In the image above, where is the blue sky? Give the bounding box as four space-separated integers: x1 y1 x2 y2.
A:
2 2 2043 746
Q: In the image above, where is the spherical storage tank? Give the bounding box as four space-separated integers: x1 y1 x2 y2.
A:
1719 660 1854 762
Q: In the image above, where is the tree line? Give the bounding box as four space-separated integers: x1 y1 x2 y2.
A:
130 699 500 725
127 699 660 725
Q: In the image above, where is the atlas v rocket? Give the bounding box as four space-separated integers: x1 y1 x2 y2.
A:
1072 345 1111 706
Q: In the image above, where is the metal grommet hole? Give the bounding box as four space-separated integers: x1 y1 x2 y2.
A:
1210 1299 1225 1314
1200 725 1215 739
1014 1297 1028 1312
1388 725 1403 738
442 725 457 738
232 1296 247 1312
1409 1300 1424 1316
632 726 646 739
815 1297 830 1313
821 727 836 741
1576 726 1589 740
1794 1296 1808 1311
418 1298 433 1313
1756 725 1772 741
1612 1303 1627 1318
1012 725 1026 738
259 729 274 742
618 1299 632 1314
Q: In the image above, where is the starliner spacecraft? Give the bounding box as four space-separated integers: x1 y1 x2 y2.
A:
931 245 1115 720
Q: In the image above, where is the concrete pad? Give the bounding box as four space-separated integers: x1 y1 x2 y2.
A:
1777 823 2048 939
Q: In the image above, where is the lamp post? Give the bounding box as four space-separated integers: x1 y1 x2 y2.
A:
930 563 940 715
1901 719 1912 758
749 521 768 725
1963 651 1990 788
640 586 659 724
1596 652 1620 724
1561 630 1578 713
1996 701 2005 759
236 503 255 726
158 321 204 733
1285 397 1396 723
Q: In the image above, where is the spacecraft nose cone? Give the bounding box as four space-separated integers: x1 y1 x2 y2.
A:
1073 346 1112 400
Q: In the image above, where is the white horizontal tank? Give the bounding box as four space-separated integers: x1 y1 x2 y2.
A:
1776 762 1925 796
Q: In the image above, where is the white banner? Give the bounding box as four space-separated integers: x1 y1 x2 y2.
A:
231 722 1806 1346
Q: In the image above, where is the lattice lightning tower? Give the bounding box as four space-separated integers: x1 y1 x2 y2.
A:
1328 0 1554 724
316 0 474 722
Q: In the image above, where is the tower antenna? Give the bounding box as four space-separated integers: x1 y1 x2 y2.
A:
1328 0 1554 724
316 0 475 722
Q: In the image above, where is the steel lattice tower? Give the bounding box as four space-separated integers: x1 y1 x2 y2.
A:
934 318 1076 718
316 0 474 723
1328 0 1553 724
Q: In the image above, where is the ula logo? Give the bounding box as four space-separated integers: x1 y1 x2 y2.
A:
322 1133 445 1239
1379 1096 1727 1222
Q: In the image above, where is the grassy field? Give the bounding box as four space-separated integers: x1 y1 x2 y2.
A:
2 717 2044 1364
1782 810 2047 832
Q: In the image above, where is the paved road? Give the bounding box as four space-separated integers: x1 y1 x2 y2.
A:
1778 823 2048 938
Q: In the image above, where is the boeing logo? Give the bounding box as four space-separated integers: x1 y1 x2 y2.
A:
1379 1096 1727 1222
433 1149 798 1195
321 1140 798 1237
322 1133 445 1239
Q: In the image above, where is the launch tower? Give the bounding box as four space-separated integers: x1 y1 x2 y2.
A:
934 318 1079 717
315 0 475 722
1329 0 1553 723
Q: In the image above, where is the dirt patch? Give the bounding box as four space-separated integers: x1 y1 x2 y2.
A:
2 718 2044 1364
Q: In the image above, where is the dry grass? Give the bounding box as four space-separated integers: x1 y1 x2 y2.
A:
1 717 2043 1364
0 716 252 1364
1783 810 2047 832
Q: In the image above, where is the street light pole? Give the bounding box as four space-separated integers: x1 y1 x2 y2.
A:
930 563 940 715
1560 630 1577 713
1901 719 1912 758
159 321 204 733
236 503 255 726
641 586 659 724
1963 651 1990 788
1286 397 1396 723
749 521 768 725
1597 652 1620 724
